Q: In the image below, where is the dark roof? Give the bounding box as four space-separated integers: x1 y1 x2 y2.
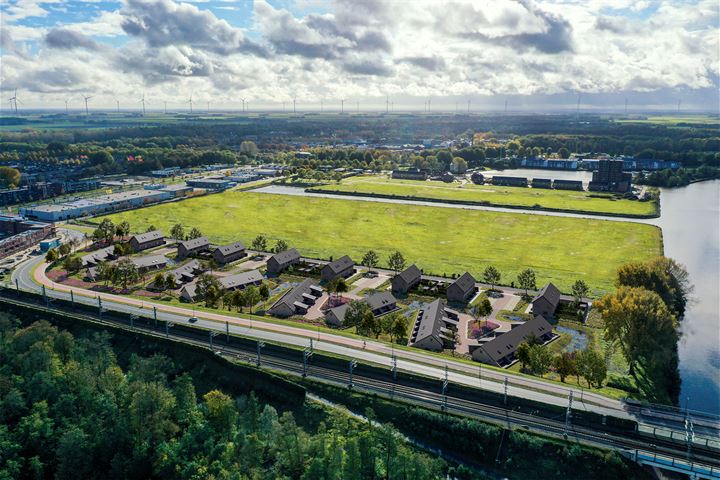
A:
365 291 397 311
80 246 114 265
479 316 553 363
178 236 209 250
270 248 300 264
131 254 167 269
410 299 449 345
270 278 321 312
326 303 349 321
325 255 354 274
215 241 245 256
130 230 163 244
396 264 421 284
450 272 476 291
169 259 202 281
219 270 263 289
532 282 561 308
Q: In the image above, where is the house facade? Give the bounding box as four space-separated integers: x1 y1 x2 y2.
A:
177 236 210 259
268 278 324 318
408 299 460 351
266 248 301 274
531 282 562 318
391 264 422 294
447 272 477 303
471 316 554 367
213 241 246 264
320 255 355 282
128 230 165 252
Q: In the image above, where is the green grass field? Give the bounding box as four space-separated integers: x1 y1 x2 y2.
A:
614 115 720 125
312 176 657 216
100 191 662 294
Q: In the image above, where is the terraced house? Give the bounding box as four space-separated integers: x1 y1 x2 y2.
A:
447 272 477 303
320 255 355 282
266 248 301 274
213 241 246 265
177 236 210 259
128 230 165 252
408 299 460 351
391 264 422 294
268 279 324 318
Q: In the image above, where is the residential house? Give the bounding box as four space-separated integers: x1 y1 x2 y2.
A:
167 259 204 286
219 270 264 291
471 316 555 367
320 255 355 283
177 236 210 259
391 264 422 294
131 254 168 274
325 291 398 327
266 248 301 275
447 272 476 303
80 246 115 268
407 299 460 351
531 282 562 318
268 278 324 317
128 230 165 252
213 241 246 265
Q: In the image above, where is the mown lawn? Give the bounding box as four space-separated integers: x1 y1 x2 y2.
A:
100 191 662 294
313 176 657 216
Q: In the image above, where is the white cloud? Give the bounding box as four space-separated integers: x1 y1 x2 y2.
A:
0 0 717 110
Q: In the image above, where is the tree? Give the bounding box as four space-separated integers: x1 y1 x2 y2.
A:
482 266 501 290
571 279 589 306
153 273 167 292
516 342 531 370
615 256 691 317
115 258 139 289
115 221 131 239
387 251 406 274
45 248 59 263
145 225 157 233
594 286 677 377
334 278 348 299
243 286 261 313
528 344 552 376
57 243 71 257
390 314 408 343
553 352 577 383
170 223 185 241
239 140 258 157
344 300 372 329
517 268 537 296
62 254 83 274
259 284 270 301
451 157 468 174
93 219 115 244
0 166 21 188
203 390 237 438
558 147 570 159
361 250 380 268
274 239 289 253
96 262 117 286
164 273 177 291
196 273 222 303
470 295 493 329
113 242 130 257
576 348 607 388
252 235 268 252
187 227 203 240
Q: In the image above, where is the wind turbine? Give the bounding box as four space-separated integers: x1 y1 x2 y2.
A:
64 98 71 114
293 96 296 113
8 89 20 114
139 93 147 114
677 99 681 114
340 99 345 113
115 98 120 113
82 94 92 115
240 97 246 112
164 101 167 114
356 100 359 113
188 94 194 113
386 94 389 114
505 99 508 114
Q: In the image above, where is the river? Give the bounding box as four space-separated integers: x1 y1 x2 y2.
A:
657 180 720 415
254 178 720 414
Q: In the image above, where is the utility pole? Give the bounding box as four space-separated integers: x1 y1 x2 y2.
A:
97 296 102 317
209 331 218 350
441 365 449 412
42 284 47 306
564 391 573 438
685 397 694 460
256 340 265 367
348 359 357 388
165 321 172 338
503 377 508 405
225 321 230 343
391 346 397 381
303 348 313 377
130 314 138 329
70 290 74 306
153 306 157 327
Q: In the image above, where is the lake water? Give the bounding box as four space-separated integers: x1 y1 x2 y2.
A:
657 180 720 415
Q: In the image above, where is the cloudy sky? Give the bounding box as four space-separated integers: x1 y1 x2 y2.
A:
1 0 718 112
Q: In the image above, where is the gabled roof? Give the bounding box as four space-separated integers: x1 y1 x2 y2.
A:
178 236 209 250
532 282 561 307
365 291 397 311
270 248 300 265
80 246 114 265
478 316 553 363
396 264 422 284
215 241 245 256
450 271 476 292
130 230 163 244
325 255 354 274
326 303 349 322
410 299 446 346
169 259 202 281
270 278 321 312
219 270 263 289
